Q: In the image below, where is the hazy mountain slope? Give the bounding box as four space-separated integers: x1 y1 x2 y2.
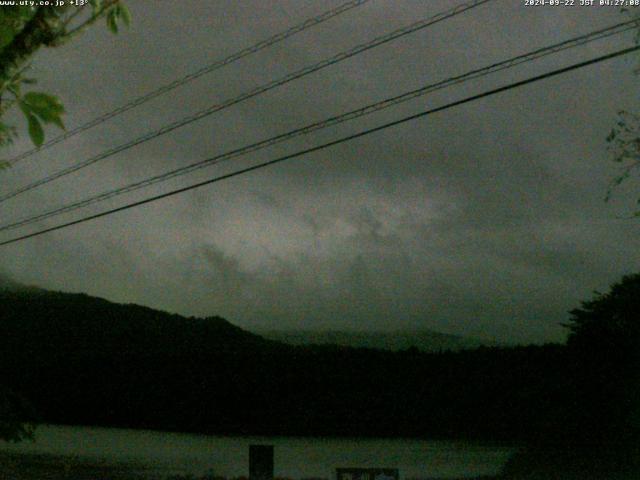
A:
255 328 493 352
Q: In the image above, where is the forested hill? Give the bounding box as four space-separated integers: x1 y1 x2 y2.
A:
0 280 572 441
0 279 488 357
0 282 272 358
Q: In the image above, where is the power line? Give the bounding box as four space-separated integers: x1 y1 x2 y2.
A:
4 0 372 167
1 44 637 247
1 18 637 233
0 0 493 204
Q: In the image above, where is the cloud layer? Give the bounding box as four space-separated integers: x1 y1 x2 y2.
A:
1 0 639 343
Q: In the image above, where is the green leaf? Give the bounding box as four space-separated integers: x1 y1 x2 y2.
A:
7 83 21 98
0 6 35 49
118 3 132 27
89 0 103 14
26 114 44 147
0 122 17 147
0 29 15 51
23 92 64 114
107 9 118 33
22 92 65 130
50 115 65 130
17 100 31 117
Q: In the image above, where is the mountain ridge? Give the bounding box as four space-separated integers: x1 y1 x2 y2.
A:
0 274 493 353
255 328 495 352
0 283 273 359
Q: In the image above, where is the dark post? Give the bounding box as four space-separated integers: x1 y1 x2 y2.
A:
249 444 274 480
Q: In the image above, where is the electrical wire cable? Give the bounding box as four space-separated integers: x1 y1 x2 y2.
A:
0 18 637 233
4 0 372 166
0 0 493 204
1 44 637 247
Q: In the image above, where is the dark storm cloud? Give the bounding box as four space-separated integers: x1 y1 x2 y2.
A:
1 0 639 343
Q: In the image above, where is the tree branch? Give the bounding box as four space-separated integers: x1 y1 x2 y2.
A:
0 7 59 91
63 0 120 40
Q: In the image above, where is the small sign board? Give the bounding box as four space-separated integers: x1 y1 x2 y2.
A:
336 468 399 480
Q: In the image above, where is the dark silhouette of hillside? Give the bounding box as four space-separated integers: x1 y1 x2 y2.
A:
0 284 270 359
0 279 566 441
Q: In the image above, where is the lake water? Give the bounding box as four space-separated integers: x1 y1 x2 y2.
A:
0 425 516 479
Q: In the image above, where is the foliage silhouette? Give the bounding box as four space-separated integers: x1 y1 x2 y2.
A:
0 1 129 156
604 9 640 216
500 273 640 479
564 273 640 445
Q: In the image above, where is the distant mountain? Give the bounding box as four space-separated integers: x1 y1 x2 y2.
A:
0 273 31 291
0 274 48 296
254 328 493 352
0 275 490 355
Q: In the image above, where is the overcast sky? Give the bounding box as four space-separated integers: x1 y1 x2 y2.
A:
1 0 639 343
